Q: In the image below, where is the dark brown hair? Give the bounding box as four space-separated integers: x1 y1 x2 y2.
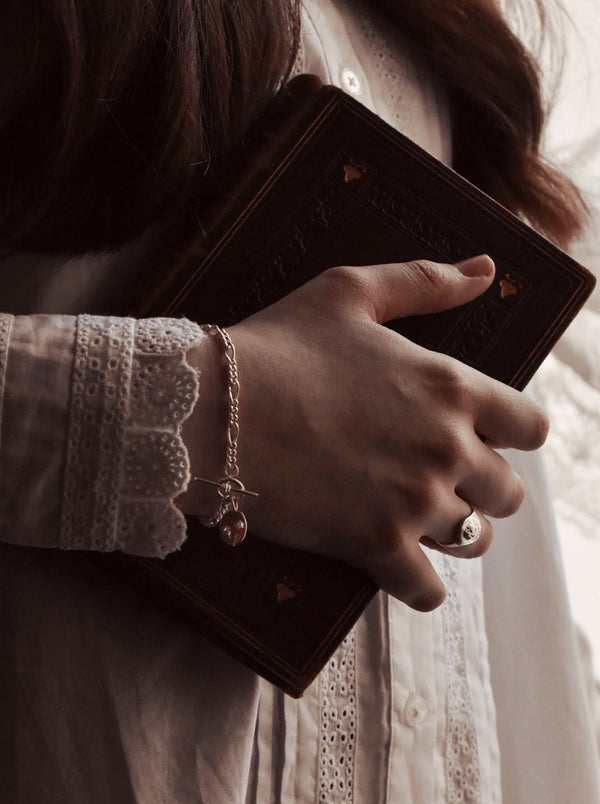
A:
375 0 585 247
0 0 585 254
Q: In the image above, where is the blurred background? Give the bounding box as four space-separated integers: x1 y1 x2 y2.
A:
509 0 600 751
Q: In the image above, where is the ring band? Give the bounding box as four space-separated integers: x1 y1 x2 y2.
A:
453 509 482 548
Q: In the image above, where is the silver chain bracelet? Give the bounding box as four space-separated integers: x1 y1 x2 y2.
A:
194 325 258 546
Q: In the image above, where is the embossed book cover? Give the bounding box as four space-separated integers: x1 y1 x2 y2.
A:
104 76 595 697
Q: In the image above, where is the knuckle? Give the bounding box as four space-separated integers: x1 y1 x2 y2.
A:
529 407 550 448
496 473 526 517
428 358 472 409
320 265 371 306
429 427 470 474
405 259 448 294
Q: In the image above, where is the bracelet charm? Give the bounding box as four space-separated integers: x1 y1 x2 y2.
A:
219 509 248 547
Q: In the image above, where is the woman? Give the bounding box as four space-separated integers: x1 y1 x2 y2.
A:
0 0 598 801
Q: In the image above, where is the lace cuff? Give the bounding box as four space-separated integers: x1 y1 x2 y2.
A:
60 315 205 558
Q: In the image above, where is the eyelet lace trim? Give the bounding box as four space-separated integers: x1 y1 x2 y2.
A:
0 314 14 449
292 20 306 77
318 631 357 802
350 0 424 133
60 315 204 557
438 556 483 803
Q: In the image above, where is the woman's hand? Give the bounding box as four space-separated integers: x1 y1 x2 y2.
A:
180 255 548 611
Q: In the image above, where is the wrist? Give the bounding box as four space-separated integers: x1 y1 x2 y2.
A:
175 334 227 517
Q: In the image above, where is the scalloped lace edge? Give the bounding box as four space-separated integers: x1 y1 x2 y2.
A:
60 315 205 558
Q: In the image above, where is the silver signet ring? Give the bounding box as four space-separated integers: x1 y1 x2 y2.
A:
454 509 482 547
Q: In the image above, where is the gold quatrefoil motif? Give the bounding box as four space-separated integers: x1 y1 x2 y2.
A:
499 273 523 299
343 163 365 183
276 577 302 603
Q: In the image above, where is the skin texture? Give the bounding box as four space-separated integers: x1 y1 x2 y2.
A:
178 255 548 611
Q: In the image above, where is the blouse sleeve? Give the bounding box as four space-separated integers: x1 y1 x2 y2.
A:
0 313 206 558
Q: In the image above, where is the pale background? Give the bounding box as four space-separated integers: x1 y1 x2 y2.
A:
508 0 600 745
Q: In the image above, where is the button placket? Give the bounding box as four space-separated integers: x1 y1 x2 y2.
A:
340 66 363 95
403 692 429 728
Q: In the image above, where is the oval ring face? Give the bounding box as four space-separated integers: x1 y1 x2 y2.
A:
454 510 482 547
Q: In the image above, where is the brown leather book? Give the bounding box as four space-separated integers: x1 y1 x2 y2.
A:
104 75 595 697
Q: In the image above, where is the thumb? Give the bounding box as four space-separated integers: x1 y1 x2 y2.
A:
357 254 495 324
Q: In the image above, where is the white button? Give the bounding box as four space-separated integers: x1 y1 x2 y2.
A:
404 693 429 728
340 67 362 96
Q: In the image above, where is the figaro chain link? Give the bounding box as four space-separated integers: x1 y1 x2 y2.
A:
194 325 258 545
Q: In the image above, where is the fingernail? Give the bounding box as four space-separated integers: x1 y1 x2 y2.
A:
454 254 495 277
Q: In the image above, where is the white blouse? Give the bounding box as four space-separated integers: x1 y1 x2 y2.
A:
0 1 598 802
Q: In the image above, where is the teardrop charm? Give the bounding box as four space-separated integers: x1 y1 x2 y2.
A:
218 509 247 547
